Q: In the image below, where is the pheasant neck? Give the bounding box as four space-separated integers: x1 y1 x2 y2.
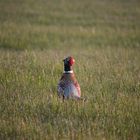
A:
64 65 73 74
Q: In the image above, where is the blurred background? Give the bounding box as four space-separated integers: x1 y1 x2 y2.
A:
0 0 140 139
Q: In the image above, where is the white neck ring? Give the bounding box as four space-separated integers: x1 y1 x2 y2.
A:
63 70 73 74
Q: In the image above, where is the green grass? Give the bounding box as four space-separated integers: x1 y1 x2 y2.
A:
0 0 140 139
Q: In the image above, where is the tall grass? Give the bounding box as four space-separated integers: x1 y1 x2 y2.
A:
0 0 140 139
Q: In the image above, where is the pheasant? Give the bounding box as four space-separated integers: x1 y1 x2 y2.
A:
57 56 81 100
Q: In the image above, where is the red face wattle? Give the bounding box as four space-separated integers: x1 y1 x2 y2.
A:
69 57 75 66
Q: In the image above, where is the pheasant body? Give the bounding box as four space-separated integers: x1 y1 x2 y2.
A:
57 57 81 99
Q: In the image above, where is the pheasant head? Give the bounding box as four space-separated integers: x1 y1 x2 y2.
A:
63 56 75 72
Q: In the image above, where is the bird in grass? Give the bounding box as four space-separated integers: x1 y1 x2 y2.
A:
57 56 81 100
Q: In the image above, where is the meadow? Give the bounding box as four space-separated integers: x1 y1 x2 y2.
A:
0 0 140 139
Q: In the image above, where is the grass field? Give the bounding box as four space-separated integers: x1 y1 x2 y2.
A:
0 0 140 139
